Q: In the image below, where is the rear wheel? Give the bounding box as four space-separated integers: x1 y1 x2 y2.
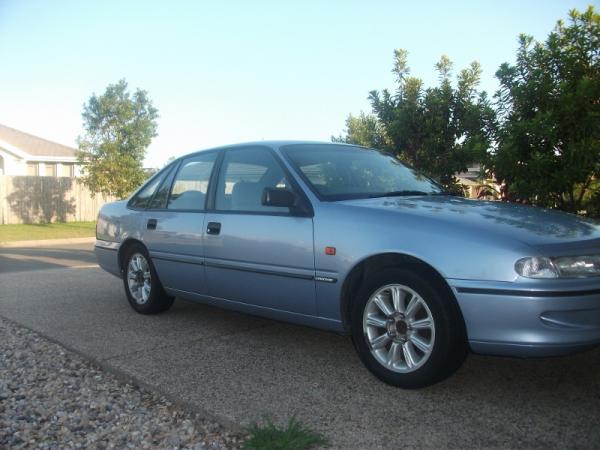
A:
351 267 467 388
122 244 174 314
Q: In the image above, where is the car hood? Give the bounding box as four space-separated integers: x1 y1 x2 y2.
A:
338 195 600 252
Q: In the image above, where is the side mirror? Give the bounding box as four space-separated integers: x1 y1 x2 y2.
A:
262 188 296 208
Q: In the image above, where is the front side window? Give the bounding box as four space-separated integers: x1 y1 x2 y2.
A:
215 147 291 213
167 152 216 210
283 144 443 201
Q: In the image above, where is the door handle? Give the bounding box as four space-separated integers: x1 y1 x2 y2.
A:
206 222 221 235
147 218 157 230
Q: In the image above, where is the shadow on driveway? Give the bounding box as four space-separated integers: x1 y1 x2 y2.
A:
0 244 96 274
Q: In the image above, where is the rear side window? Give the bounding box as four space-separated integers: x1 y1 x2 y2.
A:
168 152 217 210
129 170 168 209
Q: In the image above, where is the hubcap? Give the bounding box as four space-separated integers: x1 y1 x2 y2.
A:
363 284 435 373
127 253 152 305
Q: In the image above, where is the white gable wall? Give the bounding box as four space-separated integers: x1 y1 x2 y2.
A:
0 147 27 175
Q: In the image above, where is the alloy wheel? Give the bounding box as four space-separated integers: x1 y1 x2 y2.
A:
127 253 152 305
362 283 436 373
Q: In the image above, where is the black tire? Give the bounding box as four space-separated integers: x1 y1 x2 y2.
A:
122 243 174 314
351 267 467 388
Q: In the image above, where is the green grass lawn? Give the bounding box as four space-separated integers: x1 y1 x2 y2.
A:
0 221 96 242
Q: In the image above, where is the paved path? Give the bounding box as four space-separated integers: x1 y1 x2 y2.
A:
1 243 599 448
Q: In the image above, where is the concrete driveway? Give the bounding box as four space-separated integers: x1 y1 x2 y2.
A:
1 243 599 449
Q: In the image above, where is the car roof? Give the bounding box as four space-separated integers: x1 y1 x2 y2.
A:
182 140 359 160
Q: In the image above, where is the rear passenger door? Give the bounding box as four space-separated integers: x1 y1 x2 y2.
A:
204 146 316 315
143 151 217 294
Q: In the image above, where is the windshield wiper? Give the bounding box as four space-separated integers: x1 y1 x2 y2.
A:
368 190 436 198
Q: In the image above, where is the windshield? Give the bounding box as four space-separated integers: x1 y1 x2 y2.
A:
282 144 444 201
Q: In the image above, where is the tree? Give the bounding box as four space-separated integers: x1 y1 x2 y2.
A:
337 50 495 189
491 6 600 214
332 111 387 148
77 79 159 198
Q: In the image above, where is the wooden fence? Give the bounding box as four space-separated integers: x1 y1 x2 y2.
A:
0 175 116 224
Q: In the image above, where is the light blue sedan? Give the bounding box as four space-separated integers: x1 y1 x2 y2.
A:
95 142 600 388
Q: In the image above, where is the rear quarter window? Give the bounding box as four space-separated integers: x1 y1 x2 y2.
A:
128 171 167 209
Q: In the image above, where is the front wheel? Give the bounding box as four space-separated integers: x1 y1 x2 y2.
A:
123 244 174 314
351 267 467 388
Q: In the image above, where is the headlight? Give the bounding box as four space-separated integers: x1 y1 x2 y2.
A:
552 255 600 277
515 257 559 278
516 255 600 278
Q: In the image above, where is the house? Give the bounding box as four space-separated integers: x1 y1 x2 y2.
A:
0 124 79 177
456 163 500 200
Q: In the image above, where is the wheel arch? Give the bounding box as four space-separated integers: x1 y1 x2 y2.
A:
117 238 147 275
339 253 466 334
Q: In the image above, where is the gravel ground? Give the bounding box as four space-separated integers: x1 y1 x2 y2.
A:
0 317 246 449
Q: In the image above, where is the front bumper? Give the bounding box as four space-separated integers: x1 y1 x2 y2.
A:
449 278 600 357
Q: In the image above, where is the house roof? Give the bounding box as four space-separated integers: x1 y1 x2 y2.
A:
0 123 76 158
456 176 481 187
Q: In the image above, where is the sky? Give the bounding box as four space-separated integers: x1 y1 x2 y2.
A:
0 0 594 168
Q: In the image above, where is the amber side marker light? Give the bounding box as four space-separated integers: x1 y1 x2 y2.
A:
325 247 336 256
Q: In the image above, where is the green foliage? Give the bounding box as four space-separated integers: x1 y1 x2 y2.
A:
337 51 495 189
332 111 387 148
244 417 328 450
492 6 600 214
373 53 495 188
77 79 158 199
335 7 600 217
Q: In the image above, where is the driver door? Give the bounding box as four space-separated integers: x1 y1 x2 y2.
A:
204 146 316 315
